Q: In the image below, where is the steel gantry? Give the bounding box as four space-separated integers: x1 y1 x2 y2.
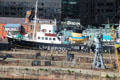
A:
92 34 106 69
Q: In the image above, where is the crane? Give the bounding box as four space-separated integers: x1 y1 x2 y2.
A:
111 26 120 76
92 34 105 69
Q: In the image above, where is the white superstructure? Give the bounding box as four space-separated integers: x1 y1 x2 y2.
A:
36 24 61 44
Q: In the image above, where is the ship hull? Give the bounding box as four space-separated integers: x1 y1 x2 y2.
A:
7 37 81 51
7 37 115 53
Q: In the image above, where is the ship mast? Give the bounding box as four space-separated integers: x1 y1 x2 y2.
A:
33 0 38 40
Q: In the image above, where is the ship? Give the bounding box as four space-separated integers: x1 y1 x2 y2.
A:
7 23 83 51
7 0 88 51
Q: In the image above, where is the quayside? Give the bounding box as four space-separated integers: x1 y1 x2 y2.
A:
0 78 37 80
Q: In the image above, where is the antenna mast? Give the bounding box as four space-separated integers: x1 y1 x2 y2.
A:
33 0 38 40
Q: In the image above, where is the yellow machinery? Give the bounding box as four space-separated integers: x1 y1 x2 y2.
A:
69 33 88 43
25 10 32 23
72 33 82 37
111 26 120 75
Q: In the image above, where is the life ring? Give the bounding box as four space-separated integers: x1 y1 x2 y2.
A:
42 29 46 32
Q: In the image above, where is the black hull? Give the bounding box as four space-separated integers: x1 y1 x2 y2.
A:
7 37 115 53
7 37 81 51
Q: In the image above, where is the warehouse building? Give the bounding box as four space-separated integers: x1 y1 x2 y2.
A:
0 0 61 20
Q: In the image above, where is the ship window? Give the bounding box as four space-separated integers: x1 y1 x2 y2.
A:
45 37 48 40
38 37 40 39
58 37 60 40
42 37 44 40
53 38 56 41
49 30 51 32
49 38 51 40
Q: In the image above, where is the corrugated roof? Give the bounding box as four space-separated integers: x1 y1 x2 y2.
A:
0 17 25 24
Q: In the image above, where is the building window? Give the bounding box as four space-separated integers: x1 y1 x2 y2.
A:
106 3 113 6
5 12 9 15
41 3 44 6
38 37 40 39
5 7 9 10
97 3 104 6
101 9 104 12
18 7 23 10
97 9 100 12
11 12 16 15
106 9 113 12
39 8 43 11
11 7 16 11
53 38 56 41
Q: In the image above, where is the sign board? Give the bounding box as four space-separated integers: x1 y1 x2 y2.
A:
65 19 80 26
5 27 20 31
66 21 80 25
